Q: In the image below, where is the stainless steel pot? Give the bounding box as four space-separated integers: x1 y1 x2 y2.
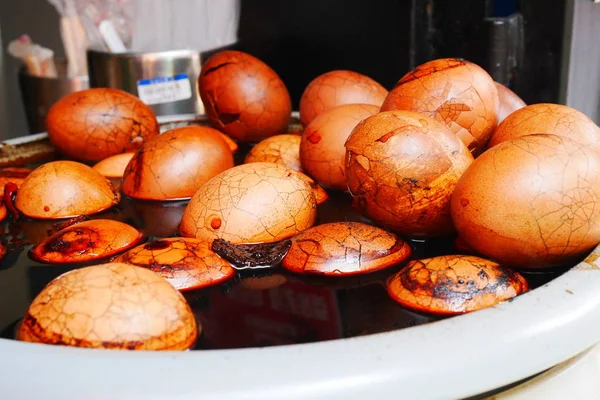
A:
18 61 89 134
87 49 204 117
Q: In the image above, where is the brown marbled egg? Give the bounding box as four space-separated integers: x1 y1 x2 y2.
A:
301 103 379 190
381 58 499 155
487 103 600 152
114 238 235 292
17 262 198 350
345 110 473 237
299 70 388 126
93 153 135 178
386 255 529 315
122 126 234 201
451 134 600 268
282 222 412 276
46 88 160 162
15 161 120 219
30 219 143 264
495 82 526 123
199 50 292 143
179 162 317 244
245 134 302 171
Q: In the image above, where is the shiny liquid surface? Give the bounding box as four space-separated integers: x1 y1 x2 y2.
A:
0 146 568 350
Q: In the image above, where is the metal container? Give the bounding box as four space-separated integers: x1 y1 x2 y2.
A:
87 49 204 117
17 61 89 134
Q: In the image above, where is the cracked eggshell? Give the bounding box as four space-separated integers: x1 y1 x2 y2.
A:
198 50 292 143
282 222 412 276
122 126 234 201
46 88 160 162
30 219 144 264
345 110 473 238
386 255 529 315
495 82 526 123
17 262 199 350
451 134 600 268
245 134 302 171
381 58 499 155
487 103 600 153
300 103 379 190
179 162 317 244
15 160 120 219
299 70 388 127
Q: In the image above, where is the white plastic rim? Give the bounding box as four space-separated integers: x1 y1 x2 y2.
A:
3 124 600 399
2 254 600 400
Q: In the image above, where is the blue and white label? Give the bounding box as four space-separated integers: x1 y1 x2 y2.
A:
136 74 192 105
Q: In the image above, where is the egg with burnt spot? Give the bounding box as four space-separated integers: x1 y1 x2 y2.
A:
180 162 317 244
198 50 292 143
300 103 379 190
17 262 198 350
122 126 234 201
345 110 473 237
386 255 529 315
381 58 499 155
451 134 600 268
299 70 387 126
30 219 143 264
487 103 600 153
46 88 160 162
14 161 119 219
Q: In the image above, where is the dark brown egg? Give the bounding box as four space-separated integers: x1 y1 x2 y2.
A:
122 126 234 201
345 110 473 237
386 255 529 315
15 161 120 219
245 134 302 171
451 134 600 268
46 88 160 162
487 103 600 152
381 58 499 155
180 162 317 244
0 167 31 188
300 103 379 190
17 262 198 350
199 50 292 143
495 82 526 123
93 153 135 178
299 70 388 126
114 238 235 291
282 222 411 276
30 219 143 264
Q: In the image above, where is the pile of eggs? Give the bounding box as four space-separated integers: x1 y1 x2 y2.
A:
4 50 600 352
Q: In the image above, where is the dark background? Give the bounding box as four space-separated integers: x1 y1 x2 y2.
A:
235 0 565 109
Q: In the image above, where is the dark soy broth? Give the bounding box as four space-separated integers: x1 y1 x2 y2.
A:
0 140 568 349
